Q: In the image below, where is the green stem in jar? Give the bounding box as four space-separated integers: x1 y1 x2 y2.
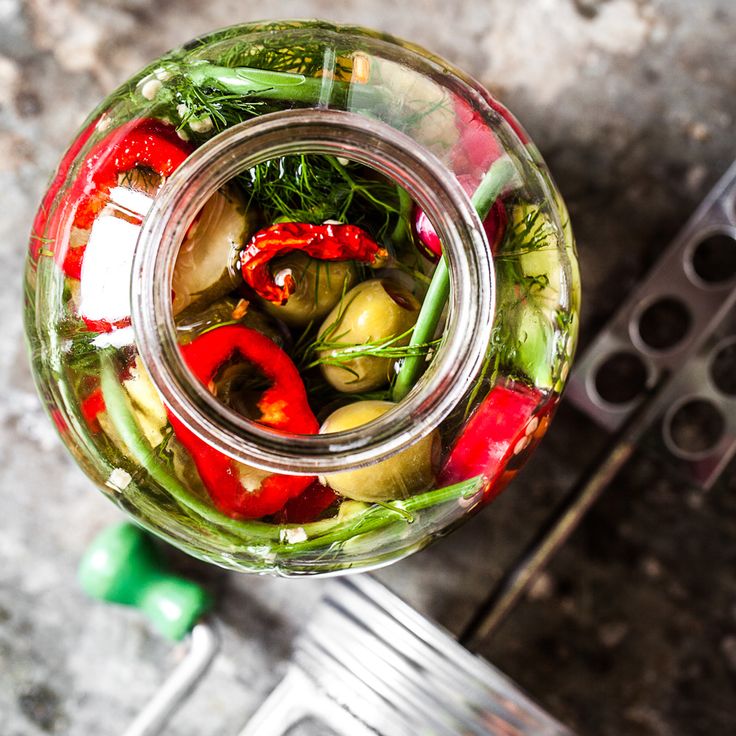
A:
392 157 517 402
100 354 481 552
186 63 330 103
389 185 413 245
164 61 383 112
273 474 484 555
100 355 279 542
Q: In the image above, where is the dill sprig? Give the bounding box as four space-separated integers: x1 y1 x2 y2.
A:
240 154 403 242
496 204 556 257
169 74 269 135
306 327 440 376
57 320 102 374
147 58 383 140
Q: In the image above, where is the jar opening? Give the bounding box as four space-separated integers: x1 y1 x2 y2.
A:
131 109 495 474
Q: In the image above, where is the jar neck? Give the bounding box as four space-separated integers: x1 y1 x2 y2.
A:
131 109 495 474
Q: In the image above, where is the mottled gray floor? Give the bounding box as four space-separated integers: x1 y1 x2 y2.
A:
1 1 735 734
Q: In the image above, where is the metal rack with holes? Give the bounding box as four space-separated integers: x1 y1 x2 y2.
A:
567 160 736 487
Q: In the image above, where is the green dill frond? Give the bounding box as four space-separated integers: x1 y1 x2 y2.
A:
57 321 102 374
239 154 404 242
166 73 270 138
520 273 550 293
117 166 162 192
498 204 556 256
305 327 440 372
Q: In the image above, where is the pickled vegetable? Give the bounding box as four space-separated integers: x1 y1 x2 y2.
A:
25 21 580 572
320 401 439 501
261 253 357 327
317 279 420 393
172 189 248 315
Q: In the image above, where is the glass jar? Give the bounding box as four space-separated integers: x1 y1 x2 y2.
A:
24 20 580 574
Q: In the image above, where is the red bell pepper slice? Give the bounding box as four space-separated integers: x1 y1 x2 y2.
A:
81 387 106 432
167 325 320 519
452 97 504 181
54 118 192 282
29 116 99 265
275 479 339 524
440 381 550 501
69 117 193 232
413 95 509 261
49 118 192 334
240 222 386 304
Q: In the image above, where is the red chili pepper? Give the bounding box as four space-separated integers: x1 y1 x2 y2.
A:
439 381 550 501
81 387 106 432
452 97 504 181
240 222 386 304
167 325 320 519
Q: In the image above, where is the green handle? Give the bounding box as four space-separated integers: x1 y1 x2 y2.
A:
78 522 213 641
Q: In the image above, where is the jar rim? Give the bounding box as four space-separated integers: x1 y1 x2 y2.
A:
131 109 495 474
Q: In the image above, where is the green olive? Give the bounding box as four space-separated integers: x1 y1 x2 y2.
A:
318 279 420 393
320 401 439 502
172 188 248 315
176 297 289 350
261 253 357 327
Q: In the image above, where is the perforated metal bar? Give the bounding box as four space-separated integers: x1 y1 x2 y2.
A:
567 161 736 487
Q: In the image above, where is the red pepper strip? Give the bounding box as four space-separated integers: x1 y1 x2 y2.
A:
452 97 504 181
81 387 106 432
275 479 339 524
439 382 546 501
29 117 99 264
58 118 192 279
240 222 386 304
167 325 320 519
180 325 319 434
69 117 192 230
81 316 130 333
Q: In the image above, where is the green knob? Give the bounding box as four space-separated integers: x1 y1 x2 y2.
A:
78 522 213 641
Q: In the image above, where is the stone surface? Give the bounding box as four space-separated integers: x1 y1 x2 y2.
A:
1 1 736 735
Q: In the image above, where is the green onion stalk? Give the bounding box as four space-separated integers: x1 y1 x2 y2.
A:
154 61 384 117
392 157 517 401
101 356 482 554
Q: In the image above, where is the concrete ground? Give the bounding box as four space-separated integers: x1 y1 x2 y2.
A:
1 1 735 734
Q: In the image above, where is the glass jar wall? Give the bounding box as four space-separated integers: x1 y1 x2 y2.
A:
25 20 580 574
